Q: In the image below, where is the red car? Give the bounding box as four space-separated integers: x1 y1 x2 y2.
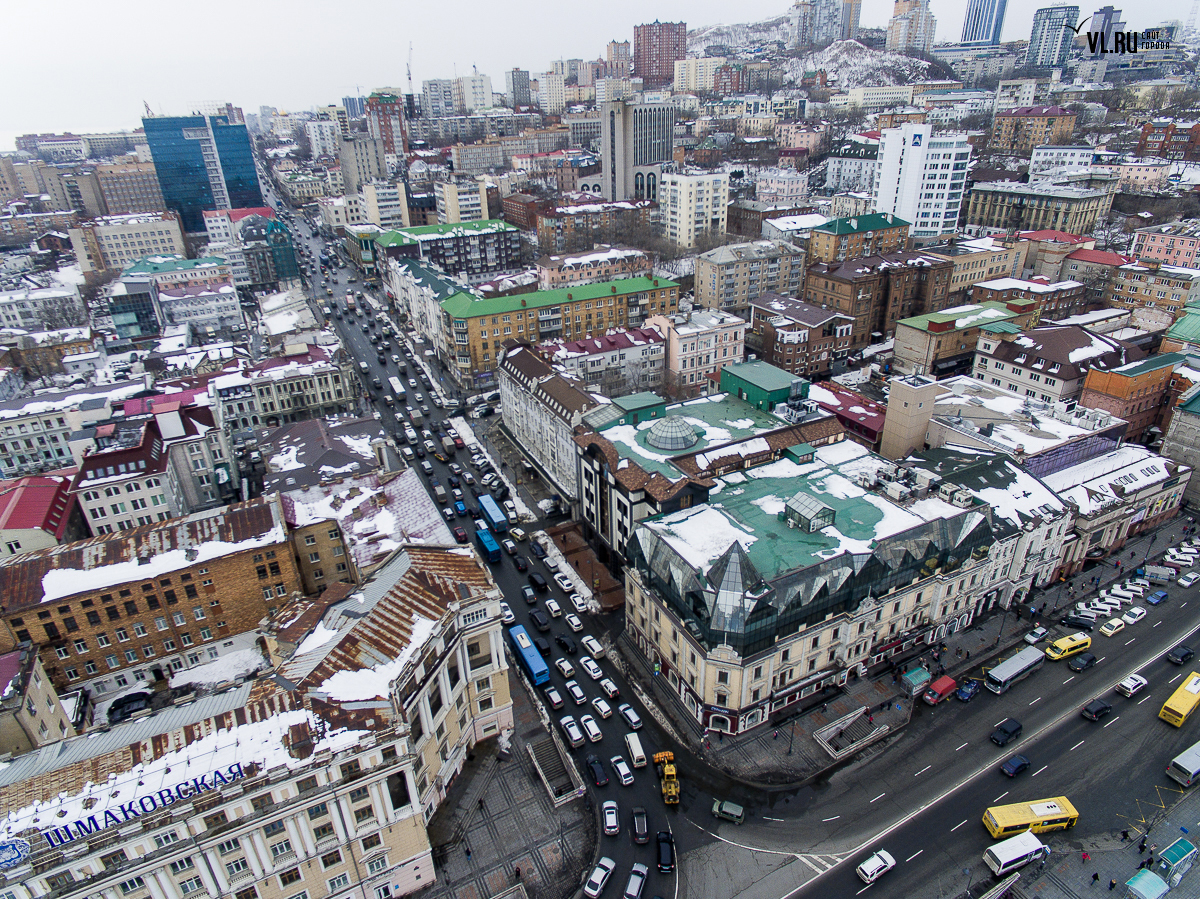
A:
452 526 468 544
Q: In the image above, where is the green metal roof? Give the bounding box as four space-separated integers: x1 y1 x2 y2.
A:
1110 353 1182 377
721 360 800 393
898 300 1032 333
123 255 225 275
812 213 910 236
374 219 518 247
1167 308 1200 346
440 276 677 319
980 321 1021 334
613 392 664 412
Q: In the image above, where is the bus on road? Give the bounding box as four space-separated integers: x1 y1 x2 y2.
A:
476 528 501 563
982 797 1078 840
508 625 549 685
1167 739 1200 786
1160 672 1200 727
479 495 508 534
388 377 405 399
985 646 1045 694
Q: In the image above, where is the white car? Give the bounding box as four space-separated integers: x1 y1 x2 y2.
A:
602 800 620 835
1181 573 1200 587
1122 606 1147 625
499 601 515 624
856 850 896 884
609 754 634 786
570 592 589 613
566 613 584 632
1117 674 1148 697
580 656 604 680
584 857 616 898
565 680 587 705
546 598 563 618
554 657 575 679
545 686 564 709
560 715 584 746
582 635 605 658
553 573 574 592
580 714 603 742
599 677 620 699
592 696 613 719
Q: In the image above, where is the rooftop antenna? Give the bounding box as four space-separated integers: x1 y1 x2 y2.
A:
143 100 153 117
407 42 414 97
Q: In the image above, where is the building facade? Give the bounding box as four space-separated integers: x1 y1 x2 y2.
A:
972 324 1134 404
633 20 687 87
808 213 910 264
539 327 665 395
660 170 729 249
1107 261 1200 319
966 182 1113 235
746 293 854 378
873 124 971 243
1079 354 1182 443
1132 222 1200 269
694 240 806 314
1027 6 1079 68
991 107 1077 154
646 309 746 398
598 98 675 202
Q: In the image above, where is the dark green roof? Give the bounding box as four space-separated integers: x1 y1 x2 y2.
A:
374 220 518 247
123 255 226 275
813 213 911 236
613 392 664 412
721 360 798 393
440 276 676 319
1110 353 1182 378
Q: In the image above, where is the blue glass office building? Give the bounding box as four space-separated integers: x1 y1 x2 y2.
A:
142 115 263 233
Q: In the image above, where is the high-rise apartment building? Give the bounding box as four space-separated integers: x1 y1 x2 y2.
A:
434 179 487 224
660 171 729 249
94 162 166 215
141 113 262 233
607 40 632 77
366 91 408 155
1027 6 1080 68
633 21 687 88
873 124 971 243
454 74 494 113
505 68 532 108
961 0 1007 44
338 135 388 194
792 1 816 46
673 57 728 92
341 94 367 118
812 0 862 44
422 79 457 118
305 119 342 157
1087 5 1125 56
886 0 938 54
541 71 567 114
316 104 350 137
599 98 675 202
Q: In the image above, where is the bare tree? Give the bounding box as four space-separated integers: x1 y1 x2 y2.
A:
37 293 89 330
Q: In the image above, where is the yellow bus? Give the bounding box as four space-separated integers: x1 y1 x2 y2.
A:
1160 672 1200 727
982 797 1079 839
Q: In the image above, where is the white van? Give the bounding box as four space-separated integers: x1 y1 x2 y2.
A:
625 732 647 768
1119 584 1147 598
983 832 1047 876
1107 587 1138 604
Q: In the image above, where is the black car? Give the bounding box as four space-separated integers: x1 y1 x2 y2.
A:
1061 614 1096 631
529 609 551 631
999 753 1030 777
656 831 675 872
521 585 538 604
1081 698 1114 721
586 754 609 787
514 554 529 572
533 636 552 656
108 692 152 724
528 572 549 592
632 807 650 845
555 634 577 655
1168 645 1196 665
1067 652 1097 672
990 718 1022 746
493 484 511 502
530 542 547 560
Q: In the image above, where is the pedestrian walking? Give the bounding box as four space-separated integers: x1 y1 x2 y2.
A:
868 714 874 724
465 846 472 860
1150 844 1157 858
773 729 778 740
965 650 971 659
1082 851 1091 863
514 866 521 880
1122 829 1130 841
1139 837 1147 853
1109 879 1118 890
822 702 828 713
1092 872 1100 884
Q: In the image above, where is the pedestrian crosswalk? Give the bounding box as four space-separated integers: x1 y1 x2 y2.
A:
795 853 843 873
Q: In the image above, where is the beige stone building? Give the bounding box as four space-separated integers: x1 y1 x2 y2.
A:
0 643 72 753
68 212 187 277
694 240 806 315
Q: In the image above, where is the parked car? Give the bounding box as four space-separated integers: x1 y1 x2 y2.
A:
955 679 982 702
656 830 675 871
599 677 620 699
571 593 589 613
499 601 514 624
553 573 575 592
1122 606 1147 625
529 542 547 559
1023 627 1049 645
545 686 564 709
1062 614 1096 631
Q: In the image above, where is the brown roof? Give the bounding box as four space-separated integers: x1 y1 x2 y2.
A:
0 496 284 613
981 325 1140 383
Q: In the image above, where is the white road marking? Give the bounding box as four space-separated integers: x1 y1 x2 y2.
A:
994 791 1009 802
950 819 968 832
1172 672 1184 684
993 718 1006 727
1125 638 1137 646
915 765 931 776
870 793 886 803
1104 715 1121 728
798 856 824 873
1070 740 1085 751
1138 694 1153 704
1033 765 1048 777
1183 602 1188 608
857 885 873 895
1097 657 1106 663
906 850 923 862
823 816 840 822
1063 676 1075 684
763 817 784 822
955 742 968 751
1154 621 1162 627
1029 697 1041 706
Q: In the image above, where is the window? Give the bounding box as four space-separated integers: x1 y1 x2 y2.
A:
170 858 195 875
367 856 388 875
308 802 329 819
119 878 146 895
271 840 294 859
327 874 351 892
349 786 370 803
179 878 204 896
217 838 240 856
279 869 302 888
225 858 249 878
320 850 342 869
313 822 335 842
154 830 181 849
362 833 382 851
354 806 375 824
297 775 318 793
262 819 285 837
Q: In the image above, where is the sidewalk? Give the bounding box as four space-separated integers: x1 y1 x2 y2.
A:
420 673 595 899
678 516 1193 786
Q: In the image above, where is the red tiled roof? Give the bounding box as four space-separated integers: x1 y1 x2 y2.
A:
1067 248 1134 266
0 476 74 539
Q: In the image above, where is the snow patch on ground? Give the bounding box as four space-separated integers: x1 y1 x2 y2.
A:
170 649 265 688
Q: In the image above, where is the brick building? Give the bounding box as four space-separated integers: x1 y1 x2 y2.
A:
726 200 811 239
893 297 1039 377
535 199 657 253
1079 353 1183 444
0 495 324 693
805 251 954 350
536 246 651 288
694 240 807 315
807 213 911 264
1136 120 1200 162
746 293 854 378
990 106 1077 154
633 20 687 88
1107 261 1200 319
970 276 1088 320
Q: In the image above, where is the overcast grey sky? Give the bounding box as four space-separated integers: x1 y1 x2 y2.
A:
0 0 1162 152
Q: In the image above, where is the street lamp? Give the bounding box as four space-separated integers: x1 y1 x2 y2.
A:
964 867 973 894
787 720 796 756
